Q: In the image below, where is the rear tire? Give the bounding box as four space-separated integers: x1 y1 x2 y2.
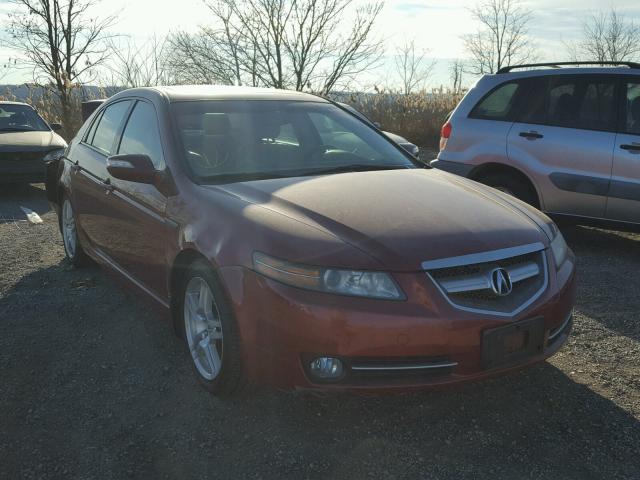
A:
477 172 539 208
59 196 91 267
177 259 246 396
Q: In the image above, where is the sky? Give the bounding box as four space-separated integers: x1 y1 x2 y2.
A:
2 0 640 89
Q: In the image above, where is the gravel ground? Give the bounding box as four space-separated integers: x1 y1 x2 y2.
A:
1 184 639 480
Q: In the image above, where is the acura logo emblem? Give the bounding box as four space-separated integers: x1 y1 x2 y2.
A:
490 268 513 296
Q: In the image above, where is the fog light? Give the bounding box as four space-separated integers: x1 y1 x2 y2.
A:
309 357 344 380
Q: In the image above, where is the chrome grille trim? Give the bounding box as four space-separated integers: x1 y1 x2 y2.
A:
421 242 545 270
424 244 549 317
440 260 539 294
350 360 458 372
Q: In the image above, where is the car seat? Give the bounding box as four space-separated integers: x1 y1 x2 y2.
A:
554 93 577 126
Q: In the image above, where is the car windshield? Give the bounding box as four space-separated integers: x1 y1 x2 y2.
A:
0 104 50 132
171 100 416 183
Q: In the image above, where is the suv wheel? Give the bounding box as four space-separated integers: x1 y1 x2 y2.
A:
178 260 246 396
478 173 539 208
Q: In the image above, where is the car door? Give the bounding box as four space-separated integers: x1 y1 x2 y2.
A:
100 99 171 300
507 74 617 218
71 100 132 254
606 76 640 223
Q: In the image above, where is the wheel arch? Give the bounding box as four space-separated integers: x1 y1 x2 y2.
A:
469 162 542 209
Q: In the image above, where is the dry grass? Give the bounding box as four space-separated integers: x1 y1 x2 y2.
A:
335 90 464 147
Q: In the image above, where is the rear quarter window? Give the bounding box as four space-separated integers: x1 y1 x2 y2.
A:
469 82 520 121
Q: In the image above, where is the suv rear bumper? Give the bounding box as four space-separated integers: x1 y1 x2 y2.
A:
430 159 474 178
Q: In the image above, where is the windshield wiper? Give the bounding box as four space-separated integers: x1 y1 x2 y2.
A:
198 171 288 184
199 164 413 184
295 163 414 177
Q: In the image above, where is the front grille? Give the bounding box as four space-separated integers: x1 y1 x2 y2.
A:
424 243 548 316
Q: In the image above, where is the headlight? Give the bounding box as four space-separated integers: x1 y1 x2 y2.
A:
253 252 405 300
43 148 66 162
550 227 568 269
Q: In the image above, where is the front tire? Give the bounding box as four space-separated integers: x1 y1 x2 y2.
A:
178 260 246 396
59 196 91 267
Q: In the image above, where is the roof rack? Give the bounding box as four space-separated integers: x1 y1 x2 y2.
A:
497 61 640 74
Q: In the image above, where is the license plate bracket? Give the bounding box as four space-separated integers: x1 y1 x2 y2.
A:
482 317 545 370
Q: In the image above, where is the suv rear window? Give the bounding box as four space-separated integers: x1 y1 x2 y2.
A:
469 82 520 121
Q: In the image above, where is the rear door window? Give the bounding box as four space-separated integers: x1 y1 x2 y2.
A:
621 79 640 135
118 101 165 169
546 76 616 131
469 82 520 121
90 101 132 155
511 77 548 124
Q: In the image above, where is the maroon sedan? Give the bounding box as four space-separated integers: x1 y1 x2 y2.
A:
47 86 576 395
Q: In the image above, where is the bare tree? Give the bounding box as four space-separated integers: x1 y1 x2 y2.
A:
106 35 171 88
463 0 535 75
165 30 243 86
567 9 640 63
394 39 434 95
449 59 464 94
4 0 117 127
165 0 383 94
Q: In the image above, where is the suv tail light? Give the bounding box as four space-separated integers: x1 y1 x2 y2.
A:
440 121 452 151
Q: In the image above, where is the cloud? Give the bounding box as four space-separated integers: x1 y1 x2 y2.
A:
394 2 431 13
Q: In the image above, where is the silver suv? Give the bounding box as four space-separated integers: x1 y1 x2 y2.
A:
431 62 640 228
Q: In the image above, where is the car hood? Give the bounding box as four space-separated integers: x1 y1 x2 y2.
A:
0 130 66 150
214 169 548 271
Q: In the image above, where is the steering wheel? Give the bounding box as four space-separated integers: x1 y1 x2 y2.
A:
303 144 339 158
186 150 230 171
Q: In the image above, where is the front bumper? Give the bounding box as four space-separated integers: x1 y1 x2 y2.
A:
0 161 46 184
219 250 576 392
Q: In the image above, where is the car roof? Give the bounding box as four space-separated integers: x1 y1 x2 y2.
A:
112 85 329 103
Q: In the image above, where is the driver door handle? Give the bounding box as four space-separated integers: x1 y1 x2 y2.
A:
519 131 544 140
620 143 640 153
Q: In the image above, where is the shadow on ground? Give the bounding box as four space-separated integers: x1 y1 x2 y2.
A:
1 254 639 479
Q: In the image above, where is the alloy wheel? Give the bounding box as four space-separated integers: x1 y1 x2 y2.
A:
62 199 77 259
184 277 224 381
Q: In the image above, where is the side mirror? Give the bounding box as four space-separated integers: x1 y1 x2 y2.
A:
373 121 381 129
50 122 63 132
107 154 158 184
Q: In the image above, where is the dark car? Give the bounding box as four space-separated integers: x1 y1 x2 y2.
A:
47 85 576 396
0 101 66 184
338 102 420 156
